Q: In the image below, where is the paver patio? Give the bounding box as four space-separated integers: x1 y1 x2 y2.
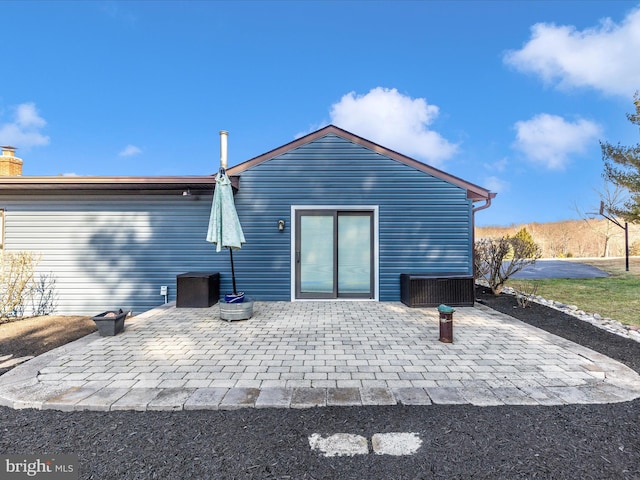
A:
1 301 639 410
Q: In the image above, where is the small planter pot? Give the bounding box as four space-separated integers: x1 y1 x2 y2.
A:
220 299 253 321
91 309 127 336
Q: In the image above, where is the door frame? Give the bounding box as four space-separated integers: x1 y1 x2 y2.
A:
290 205 379 301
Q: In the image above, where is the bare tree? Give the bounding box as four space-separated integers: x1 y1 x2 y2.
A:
475 235 542 295
0 251 40 320
575 182 627 257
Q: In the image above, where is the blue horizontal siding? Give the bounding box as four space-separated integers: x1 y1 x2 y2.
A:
231 134 472 301
0 133 474 313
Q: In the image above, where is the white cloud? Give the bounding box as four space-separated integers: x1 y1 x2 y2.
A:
484 175 509 193
512 114 602 170
329 87 458 166
16 103 46 128
100 1 137 26
483 157 509 173
504 7 640 96
0 103 49 148
119 144 142 157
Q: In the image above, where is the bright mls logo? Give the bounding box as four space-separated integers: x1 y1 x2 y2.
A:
1 455 78 479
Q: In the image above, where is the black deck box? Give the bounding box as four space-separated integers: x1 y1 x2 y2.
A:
400 273 475 308
176 272 220 308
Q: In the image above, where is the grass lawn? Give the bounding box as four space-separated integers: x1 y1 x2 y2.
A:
509 257 640 327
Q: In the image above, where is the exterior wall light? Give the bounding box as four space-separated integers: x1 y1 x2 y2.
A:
278 219 285 232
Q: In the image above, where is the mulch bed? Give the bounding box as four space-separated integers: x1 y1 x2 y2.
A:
475 285 640 374
0 293 639 479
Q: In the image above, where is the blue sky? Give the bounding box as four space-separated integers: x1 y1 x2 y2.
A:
1 1 639 226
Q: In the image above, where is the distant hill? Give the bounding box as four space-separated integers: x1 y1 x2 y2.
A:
476 219 640 258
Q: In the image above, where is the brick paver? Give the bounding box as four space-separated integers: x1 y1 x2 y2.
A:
0 301 639 411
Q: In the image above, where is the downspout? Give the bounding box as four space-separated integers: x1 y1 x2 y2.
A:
471 194 495 279
472 195 493 214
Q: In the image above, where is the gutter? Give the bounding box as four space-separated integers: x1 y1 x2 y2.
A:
472 193 495 213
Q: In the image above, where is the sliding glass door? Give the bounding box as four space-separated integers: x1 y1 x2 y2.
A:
295 210 374 299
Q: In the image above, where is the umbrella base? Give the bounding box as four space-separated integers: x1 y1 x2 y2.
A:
220 300 253 321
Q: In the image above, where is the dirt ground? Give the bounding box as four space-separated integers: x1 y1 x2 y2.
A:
0 315 97 375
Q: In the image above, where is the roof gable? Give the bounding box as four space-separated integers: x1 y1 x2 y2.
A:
227 125 494 202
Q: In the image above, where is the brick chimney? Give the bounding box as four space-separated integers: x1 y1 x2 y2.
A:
0 146 23 176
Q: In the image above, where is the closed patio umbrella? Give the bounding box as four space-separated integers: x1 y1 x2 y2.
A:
206 131 246 299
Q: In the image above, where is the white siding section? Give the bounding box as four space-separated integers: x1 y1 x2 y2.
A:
0 193 226 315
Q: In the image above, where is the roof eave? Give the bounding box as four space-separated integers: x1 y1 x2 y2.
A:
0 175 238 194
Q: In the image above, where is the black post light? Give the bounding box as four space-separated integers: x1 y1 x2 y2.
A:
590 201 629 272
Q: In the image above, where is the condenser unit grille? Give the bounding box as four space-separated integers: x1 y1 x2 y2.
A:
400 274 475 307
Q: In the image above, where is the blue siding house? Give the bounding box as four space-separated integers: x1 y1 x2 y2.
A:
227 125 494 302
0 126 494 315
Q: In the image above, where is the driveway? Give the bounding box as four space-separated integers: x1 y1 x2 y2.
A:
510 259 609 279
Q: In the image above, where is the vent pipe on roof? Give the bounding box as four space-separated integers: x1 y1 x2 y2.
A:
220 130 228 171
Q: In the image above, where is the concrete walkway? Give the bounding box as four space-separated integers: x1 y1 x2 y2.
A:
1 301 639 411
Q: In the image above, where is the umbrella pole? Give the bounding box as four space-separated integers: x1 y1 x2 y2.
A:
229 248 238 295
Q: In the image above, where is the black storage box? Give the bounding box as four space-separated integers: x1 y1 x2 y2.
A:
176 272 220 308
400 273 474 307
